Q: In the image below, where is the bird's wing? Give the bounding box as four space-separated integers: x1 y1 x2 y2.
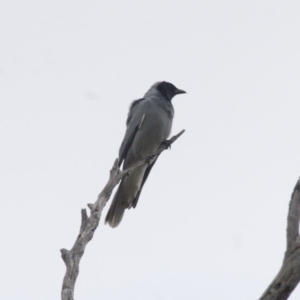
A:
126 98 145 125
118 98 145 167
131 157 158 208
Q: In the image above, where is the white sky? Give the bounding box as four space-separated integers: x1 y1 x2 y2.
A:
1 1 300 299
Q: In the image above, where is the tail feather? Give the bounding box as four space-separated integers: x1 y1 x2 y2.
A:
105 184 127 228
105 163 150 228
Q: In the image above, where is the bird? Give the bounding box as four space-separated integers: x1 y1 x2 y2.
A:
105 81 186 228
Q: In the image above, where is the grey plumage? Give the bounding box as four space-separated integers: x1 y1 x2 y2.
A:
105 81 186 228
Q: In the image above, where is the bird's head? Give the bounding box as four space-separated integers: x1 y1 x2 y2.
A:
156 81 186 101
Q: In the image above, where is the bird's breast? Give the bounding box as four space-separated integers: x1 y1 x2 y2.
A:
132 108 172 158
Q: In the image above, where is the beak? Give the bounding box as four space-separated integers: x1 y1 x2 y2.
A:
175 88 186 95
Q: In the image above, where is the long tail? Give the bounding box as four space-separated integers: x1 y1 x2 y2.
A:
105 183 127 228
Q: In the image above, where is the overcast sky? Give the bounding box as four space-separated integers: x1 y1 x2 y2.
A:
1 1 300 299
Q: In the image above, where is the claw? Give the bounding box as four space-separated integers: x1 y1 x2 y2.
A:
145 154 156 165
162 140 172 150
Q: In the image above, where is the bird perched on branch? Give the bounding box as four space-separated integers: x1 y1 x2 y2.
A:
105 81 186 228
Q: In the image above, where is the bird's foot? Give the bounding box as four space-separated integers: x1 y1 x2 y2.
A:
161 139 172 150
145 154 156 165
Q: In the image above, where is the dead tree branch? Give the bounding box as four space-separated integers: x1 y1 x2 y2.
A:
259 179 300 300
60 130 185 300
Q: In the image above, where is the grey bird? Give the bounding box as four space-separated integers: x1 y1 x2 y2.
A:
105 81 186 228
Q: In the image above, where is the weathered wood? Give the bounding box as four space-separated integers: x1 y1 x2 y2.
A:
60 130 185 300
259 179 300 300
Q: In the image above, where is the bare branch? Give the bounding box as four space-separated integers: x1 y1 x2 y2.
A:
259 178 300 300
60 130 185 300
286 181 300 254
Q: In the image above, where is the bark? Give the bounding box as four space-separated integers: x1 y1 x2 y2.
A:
259 179 300 300
60 130 185 300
